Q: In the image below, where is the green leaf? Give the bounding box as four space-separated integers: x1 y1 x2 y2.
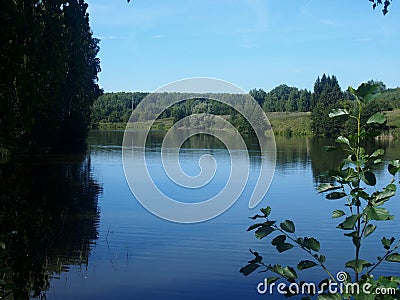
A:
335 136 350 146
317 183 341 193
280 220 295 233
260 206 271 217
385 183 397 191
240 263 260 276
354 82 381 103
248 249 263 263
353 189 369 200
374 189 396 206
332 210 345 218
388 160 400 175
370 149 385 158
386 253 400 262
297 260 318 270
345 259 373 273
344 231 357 237
366 207 394 221
337 214 360 230
266 277 280 285
326 192 347 200
248 254 263 264
302 237 320 252
364 224 377 237
267 276 279 284
0 242 5 250
276 243 294 253
318 255 326 263
329 108 349 118
269 264 298 281
269 264 284 275
363 171 376 186
381 237 395 250
318 279 330 292
271 235 286 246
255 225 275 239
282 266 298 280
249 214 265 220
247 223 263 231
367 112 386 125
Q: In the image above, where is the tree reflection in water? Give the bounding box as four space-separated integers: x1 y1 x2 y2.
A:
0 154 101 299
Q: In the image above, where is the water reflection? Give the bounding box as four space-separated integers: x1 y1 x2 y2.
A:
307 137 400 181
2 131 397 300
88 129 399 180
0 155 101 299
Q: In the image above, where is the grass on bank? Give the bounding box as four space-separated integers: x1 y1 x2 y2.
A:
94 110 400 138
96 113 313 136
266 112 312 136
382 109 400 138
97 117 174 130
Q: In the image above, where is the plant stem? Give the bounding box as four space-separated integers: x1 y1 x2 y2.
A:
368 242 400 274
273 226 339 285
354 98 363 282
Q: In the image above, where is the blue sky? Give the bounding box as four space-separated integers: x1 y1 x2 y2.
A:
86 0 400 93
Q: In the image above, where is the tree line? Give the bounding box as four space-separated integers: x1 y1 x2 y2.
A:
91 75 400 137
0 0 102 156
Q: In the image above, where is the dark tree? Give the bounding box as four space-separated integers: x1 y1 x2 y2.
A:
311 74 345 137
262 84 300 112
0 0 102 156
91 92 148 125
249 88 267 107
298 89 312 112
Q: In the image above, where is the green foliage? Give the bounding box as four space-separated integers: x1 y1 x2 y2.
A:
311 74 346 137
261 85 312 113
249 88 267 107
375 88 400 110
91 76 400 138
370 0 392 15
0 0 101 155
91 93 272 134
91 92 148 125
241 82 400 298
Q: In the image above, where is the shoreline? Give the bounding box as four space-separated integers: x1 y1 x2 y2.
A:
92 110 400 139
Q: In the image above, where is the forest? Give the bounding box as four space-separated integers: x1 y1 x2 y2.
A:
0 0 398 159
91 75 400 137
0 0 102 157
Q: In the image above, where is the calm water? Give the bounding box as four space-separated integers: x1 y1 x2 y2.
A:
1 131 399 299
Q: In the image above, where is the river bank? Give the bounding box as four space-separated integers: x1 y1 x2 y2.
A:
93 110 400 138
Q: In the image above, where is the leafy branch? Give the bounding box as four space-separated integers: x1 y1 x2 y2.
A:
241 82 400 299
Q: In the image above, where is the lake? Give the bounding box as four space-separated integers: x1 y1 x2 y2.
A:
1 131 399 299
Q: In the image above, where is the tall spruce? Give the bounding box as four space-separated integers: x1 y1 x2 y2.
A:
311 74 344 137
